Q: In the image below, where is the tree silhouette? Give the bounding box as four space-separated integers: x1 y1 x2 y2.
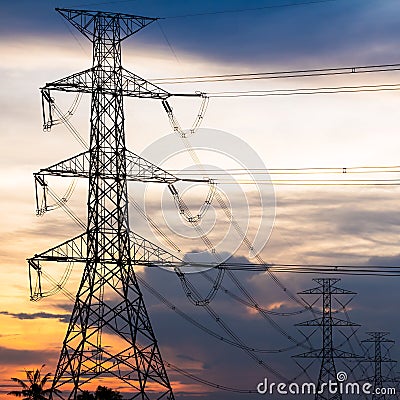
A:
7 364 59 400
77 386 123 400
77 390 95 400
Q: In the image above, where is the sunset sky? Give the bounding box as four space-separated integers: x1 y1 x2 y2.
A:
1 0 400 399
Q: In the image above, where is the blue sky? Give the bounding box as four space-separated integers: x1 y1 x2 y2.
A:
2 0 400 66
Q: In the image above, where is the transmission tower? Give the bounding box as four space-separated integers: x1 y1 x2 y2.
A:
294 278 361 400
362 332 397 400
27 8 201 399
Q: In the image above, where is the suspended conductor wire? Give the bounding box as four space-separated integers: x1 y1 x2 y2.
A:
71 0 342 15
168 180 216 224
161 147 320 348
166 165 400 174
206 83 400 97
157 20 180 65
338 298 371 379
46 186 86 230
129 193 182 253
43 179 78 213
42 92 88 149
39 270 76 303
162 97 209 138
152 63 400 84
164 107 320 316
38 262 75 299
168 271 290 381
137 274 315 354
160 0 341 19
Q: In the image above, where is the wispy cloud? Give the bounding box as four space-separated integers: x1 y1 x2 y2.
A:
0 311 70 323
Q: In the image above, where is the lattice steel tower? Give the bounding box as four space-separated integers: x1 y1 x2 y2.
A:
294 278 361 400
28 8 198 399
362 332 396 400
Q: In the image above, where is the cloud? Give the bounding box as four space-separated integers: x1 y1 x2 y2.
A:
0 311 70 323
0 346 58 366
1 0 400 66
366 254 400 266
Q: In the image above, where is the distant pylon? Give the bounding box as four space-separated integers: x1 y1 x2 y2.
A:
294 278 362 400
28 8 201 400
362 332 397 400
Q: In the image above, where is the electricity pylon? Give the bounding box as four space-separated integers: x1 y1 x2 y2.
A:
362 332 397 400
294 278 361 400
28 8 200 399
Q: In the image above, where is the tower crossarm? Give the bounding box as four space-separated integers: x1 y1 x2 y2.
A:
130 231 185 267
125 149 179 183
294 349 323 359
56 8 158 42
41 67 171 99
362 357 397 363
294 349 362 359
42 68 202 98
296 317 360 327
121 68 170 99
42 69 93 95
298 279 356 295
363 332 395 344
28 232 89 264
35 151 91 179
27 232 88 301
28 231 186 267
333 349 364 359
27 230 191 300
34 149 179 183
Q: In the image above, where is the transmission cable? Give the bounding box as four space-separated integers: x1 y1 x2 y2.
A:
152 63 400 84
137 274 314 354
160 0 341 19
164 103 312 310
160 120 322 349
206 83 400 98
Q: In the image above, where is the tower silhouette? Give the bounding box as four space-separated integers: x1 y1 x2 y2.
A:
28 8 200 399
294 278 361 400
362 332 397 400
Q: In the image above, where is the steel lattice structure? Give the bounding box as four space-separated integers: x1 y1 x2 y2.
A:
362 332 397 400
294 278 362 400
28 8 200 400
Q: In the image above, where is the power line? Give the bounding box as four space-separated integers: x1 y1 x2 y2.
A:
152 63 400 84
68 0 341 17
160 0 341 19
146 262 400 277
215 180 400 186
206 83 400 97
70 0 138 7
138 274 313 353
172 166 400 176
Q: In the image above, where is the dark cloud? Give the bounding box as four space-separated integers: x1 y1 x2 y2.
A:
366 254 400 267
135 257 396 397
1 0 400 66
0 346 58 366
0 311 70 323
